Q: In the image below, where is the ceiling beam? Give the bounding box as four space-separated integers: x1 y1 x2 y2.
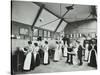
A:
33 2 69 23
33 2 70 33
69 18 97 24
54 19 63 32
34 2 61 18
54 9 71 32
31 4 44 31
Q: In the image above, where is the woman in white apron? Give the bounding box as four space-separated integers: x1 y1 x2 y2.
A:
84 43 89 61
58 41 63 60
23 41 34 71
33 43 40 66
73 41 79 65
43 41 49 65
54 41 60 61
63 41 68 57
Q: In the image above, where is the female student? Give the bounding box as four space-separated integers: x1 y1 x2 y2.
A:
59 41 63 60
77 41 83 66
83 38 90 61
88 38 97 68
54 41 60 61
23 41 34 71
63 41 68 57
33 43 40 67
66 42 74 64
73 40 78 65
43 41 50 65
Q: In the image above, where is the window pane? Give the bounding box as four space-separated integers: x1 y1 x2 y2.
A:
39 30 43 36
48 31 50 37
33 28 38 36
44 30 47 37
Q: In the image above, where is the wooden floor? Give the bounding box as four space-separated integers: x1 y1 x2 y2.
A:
15 57 96 75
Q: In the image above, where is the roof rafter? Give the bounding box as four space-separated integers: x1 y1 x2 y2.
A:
31 3 44 31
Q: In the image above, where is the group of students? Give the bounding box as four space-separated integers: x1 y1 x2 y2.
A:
20 36 97 72
52 36 97 68
61 37 97 67
21 40 49 71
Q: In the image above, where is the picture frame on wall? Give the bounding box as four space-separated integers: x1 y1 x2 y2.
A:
19 27 29 36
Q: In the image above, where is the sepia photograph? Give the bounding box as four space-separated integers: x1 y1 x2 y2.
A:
11 0 97 75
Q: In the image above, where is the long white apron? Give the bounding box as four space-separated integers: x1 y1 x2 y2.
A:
85 44 89 60
33 47 39 62
44 45 49 64
73 47 78 65
54 45 60 61
34 53 37 62
59 44 63 59
64 45 68 56
23 52 32 70
44 51 48 64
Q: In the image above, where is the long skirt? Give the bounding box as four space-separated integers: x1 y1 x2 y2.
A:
34 53 37 62
85 49 89 61
64 47 67 57
23 52 34 70
54 49 60 61
59 49 62 59
44 52 49 64
34 53 40 66
88 49 97 68
73 54 78 65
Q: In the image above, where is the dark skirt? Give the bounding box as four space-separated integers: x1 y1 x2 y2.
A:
23 53 40 71
88 50 97 68
30 53 35 70
35 53 40 66
38 49 44 58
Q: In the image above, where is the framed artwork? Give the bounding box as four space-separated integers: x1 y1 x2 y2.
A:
19 28 29 35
